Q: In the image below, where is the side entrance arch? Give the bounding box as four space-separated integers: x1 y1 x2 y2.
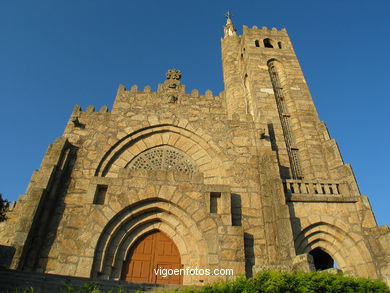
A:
309 247 335 270
121 230 183 284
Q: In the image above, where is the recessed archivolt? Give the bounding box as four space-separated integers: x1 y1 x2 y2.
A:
107 211 189 265
94 201 200 271
305 239 348 269
91 198 212 282
94 123 228 183
117 221 188 267
106 219 187 280
295 221 376 277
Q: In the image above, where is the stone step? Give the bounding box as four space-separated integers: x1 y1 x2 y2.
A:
0 269 187 292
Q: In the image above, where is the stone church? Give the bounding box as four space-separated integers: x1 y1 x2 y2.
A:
0 16 389 286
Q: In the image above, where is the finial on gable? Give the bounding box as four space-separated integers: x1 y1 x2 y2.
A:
166 69 182 81
224 11 237 37
165 69 182 90
159 69 185 103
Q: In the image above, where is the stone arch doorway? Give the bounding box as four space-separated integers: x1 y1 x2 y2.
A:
121 230 183 284
309 248 335 271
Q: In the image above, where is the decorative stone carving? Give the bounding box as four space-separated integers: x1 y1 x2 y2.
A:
166 69 181 81
160 69 184 103
165 69 181 89
126 146 196 173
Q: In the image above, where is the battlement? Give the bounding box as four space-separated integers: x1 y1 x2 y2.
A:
111 80 224 115
115 69 218 99
65 71 226 137
71 104 110 114
66 104 111 132
241 25 290 50
243 25 288 35
118 84 217 98
68 85 221 120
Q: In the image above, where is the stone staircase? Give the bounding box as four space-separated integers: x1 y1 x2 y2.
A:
0 269 187 292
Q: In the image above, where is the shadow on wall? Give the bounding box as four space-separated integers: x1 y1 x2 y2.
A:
267 123 290 179
0 245 15 268
244 233 254 278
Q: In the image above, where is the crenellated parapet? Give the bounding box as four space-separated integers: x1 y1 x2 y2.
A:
243 25 288 35
111 70 224 115
68 104 111 126
65 104 110 129
71 104 110 115
62 70 227 149
112 86 223 113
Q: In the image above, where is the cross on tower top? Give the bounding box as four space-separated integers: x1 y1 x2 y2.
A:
223 11 236 37
225 11 233 20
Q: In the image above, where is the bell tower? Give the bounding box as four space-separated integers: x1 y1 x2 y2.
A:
221 15 390 283
221 15 358 185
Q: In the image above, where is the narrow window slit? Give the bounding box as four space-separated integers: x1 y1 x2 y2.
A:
210 192 221 213
94 185 108 205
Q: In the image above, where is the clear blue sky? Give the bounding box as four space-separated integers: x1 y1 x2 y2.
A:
0 1 389 226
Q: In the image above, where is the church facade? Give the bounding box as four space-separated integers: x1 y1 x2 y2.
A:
0 17 389 286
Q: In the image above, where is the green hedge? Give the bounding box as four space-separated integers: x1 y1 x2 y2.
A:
2 271 389 293
191 271 389 293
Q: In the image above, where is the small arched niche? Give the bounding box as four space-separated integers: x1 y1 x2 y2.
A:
309 248 336 270
255 40 260 47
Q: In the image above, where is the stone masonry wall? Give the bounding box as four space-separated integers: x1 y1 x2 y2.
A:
31 81 293 285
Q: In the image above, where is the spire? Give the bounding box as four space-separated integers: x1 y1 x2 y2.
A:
224 11 237 37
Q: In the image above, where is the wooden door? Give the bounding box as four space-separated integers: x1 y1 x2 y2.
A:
121 231 182 284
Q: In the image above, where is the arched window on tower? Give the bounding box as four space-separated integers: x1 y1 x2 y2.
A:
264 38 274 48
255 40 260 47
278 41 283 49
309 248 336 270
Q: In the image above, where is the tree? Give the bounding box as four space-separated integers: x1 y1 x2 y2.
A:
0 193 10 222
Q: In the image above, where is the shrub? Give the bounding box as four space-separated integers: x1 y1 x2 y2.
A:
184 270 389 293
2 271 388 293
